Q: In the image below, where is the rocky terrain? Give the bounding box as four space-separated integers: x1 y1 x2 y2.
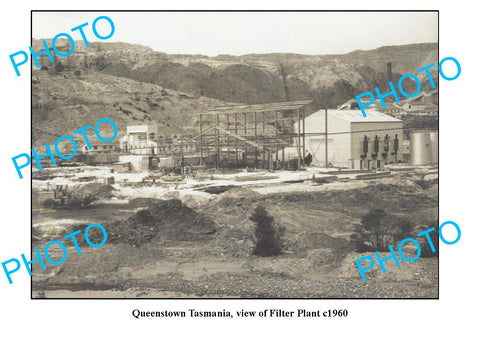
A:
32 40 438 144
30 40 439 298
32 70 223 145
32 174 438 298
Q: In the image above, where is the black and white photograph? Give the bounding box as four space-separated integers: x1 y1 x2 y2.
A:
29 11 440 299
4 0 480 338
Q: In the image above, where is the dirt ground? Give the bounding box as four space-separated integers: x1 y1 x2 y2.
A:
32 170 438 298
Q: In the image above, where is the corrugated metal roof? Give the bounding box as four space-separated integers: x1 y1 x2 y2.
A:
309 109 402 123
206 100 312 115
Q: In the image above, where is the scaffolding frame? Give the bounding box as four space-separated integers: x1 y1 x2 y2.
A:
197 100 312 170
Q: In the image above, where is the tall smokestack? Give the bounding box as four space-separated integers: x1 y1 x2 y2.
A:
387 62 392 82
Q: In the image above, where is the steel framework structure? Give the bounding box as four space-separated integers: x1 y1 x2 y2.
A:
196 100 312 170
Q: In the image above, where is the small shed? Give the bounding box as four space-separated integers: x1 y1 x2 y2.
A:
112 162 131 173
119 155 151 171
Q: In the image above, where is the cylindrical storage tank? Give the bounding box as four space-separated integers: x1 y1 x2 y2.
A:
410 130 431 165
429 130 438 164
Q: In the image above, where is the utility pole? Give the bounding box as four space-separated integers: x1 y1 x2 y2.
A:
325 107 328 168
316 105 329 168
296 108 301 170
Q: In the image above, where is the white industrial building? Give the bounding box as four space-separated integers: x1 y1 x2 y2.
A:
293 109 404 168
119 125 159 155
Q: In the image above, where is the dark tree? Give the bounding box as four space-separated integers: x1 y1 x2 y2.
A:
250 206 284 256
94 54 110 71
350 209 413 252
55 62 65 73
420 220 439 257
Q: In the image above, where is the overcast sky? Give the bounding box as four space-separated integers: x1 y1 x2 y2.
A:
32 11 438 56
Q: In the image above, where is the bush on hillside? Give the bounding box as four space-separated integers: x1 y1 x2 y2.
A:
350 209 414 252
251 206 284 256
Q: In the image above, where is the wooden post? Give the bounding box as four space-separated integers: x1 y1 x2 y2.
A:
216 114 220 170
262 111 266 134
226 114 230 167
325 108 328 168
254 112 258 169
297 108 301 169
180 135 184 173
244 112 247 168
275 111 279 170
281 114 285 169
199 114 203 167
262 112 266 169
235 112 238 168
302 109 306 165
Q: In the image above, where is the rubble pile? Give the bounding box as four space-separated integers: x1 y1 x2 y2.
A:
104 199 217 246
265 182 435 212
212 187 263 207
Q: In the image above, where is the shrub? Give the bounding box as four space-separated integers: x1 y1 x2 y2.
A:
66 197 87 209
55 62 65 72
350 209 413 252
250 205 284 256
420 220 439 257
74 70 81 76
41 198 57 208
415 179 431 189
64 183 115 209
415 178 438 190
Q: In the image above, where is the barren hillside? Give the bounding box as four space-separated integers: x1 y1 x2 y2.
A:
32 40 438 142
32 70 223 145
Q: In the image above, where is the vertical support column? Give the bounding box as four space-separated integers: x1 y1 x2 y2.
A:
235 112 238 168
281 113 285 169
262 112 266 134
325 108 328 168
170 142 173 168
254 112 258 169
215 114 220 170
180 135 184 174
296 108 302 169
226 114 230 167
275 111 279 170
302 108 306 165
244 112 247 134
244 112 247 167
262 112 266 169
199 114 203 167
